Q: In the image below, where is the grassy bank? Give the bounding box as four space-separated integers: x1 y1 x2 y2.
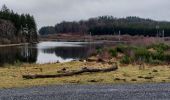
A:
1 61 170 89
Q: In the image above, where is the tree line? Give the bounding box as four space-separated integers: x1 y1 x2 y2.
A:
39 16 170 37
0 4 38 44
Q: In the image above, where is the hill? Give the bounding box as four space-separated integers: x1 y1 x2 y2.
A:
39 16 170 37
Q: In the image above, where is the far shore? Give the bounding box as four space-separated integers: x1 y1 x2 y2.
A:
0 42 38 47
0 40 128 48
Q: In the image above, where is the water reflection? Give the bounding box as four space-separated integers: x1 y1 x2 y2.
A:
36 42 94 64
0 44 37 66
0 42 97 66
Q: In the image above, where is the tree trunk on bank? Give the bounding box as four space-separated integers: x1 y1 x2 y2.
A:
23 66 118 79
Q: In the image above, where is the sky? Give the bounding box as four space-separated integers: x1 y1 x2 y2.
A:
0 0 170 29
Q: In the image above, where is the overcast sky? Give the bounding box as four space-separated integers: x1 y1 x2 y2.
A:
0 0 170 29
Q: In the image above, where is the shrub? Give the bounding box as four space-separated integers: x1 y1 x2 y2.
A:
164 54 170 62
150 52 164 61
96 47 103 54
148 43 169 51
134 47 150 62
150 44 165 61
116 45 138 55
116 43 170 64
116 44 127 53
148 59 163 65
120 56 131 64
13 60 22 67
109 49 117 57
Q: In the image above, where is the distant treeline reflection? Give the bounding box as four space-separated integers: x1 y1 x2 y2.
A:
41 46 93 59
0 43 102 67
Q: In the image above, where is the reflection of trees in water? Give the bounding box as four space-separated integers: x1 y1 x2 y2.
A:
55 46 90 59
40 44 105 60
0 45 37 66
41 48 55 54
41 46 93 60
19 45 37 63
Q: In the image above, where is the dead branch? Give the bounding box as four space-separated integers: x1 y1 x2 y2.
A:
22 65 118 79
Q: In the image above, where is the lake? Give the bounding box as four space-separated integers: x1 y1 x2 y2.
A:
0 42 102 66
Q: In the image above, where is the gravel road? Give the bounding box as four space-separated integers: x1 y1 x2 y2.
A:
0 83 170 100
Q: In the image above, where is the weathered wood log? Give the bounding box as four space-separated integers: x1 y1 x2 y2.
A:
23 66 118 79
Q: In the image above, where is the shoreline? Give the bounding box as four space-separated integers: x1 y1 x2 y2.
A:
0 42 38 47
0 40 127 47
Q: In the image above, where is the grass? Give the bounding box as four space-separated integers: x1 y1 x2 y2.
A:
0 61 170 89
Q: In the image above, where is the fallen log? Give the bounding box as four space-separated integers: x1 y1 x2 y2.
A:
23 66 118 79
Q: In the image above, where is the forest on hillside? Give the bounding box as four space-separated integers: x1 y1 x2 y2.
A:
0 5 38 44
39 16 170 37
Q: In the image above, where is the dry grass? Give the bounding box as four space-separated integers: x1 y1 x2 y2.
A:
0 61 170 89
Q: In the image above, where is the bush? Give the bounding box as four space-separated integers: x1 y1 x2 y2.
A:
120 56 131 64
148 43 169 51
109 49 117 57
96 47 103 54
13 60 22 67
134 47 150 62
115 43 170 64
148 59 164 65
150 52 164 61
116 44 127 53
164 54 170 62
116 45 138 55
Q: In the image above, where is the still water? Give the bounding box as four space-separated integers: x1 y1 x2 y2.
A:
0 42 99 66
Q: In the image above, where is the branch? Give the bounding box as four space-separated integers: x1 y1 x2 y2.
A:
23 66 118 79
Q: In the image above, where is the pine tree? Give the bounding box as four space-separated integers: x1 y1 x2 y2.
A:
1 4 10 13
0 4 38 44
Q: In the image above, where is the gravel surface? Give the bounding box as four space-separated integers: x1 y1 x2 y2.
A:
0 83 170 100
